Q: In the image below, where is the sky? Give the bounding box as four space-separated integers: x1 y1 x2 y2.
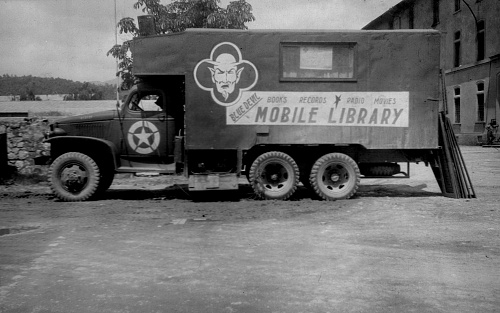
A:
0 0 401 83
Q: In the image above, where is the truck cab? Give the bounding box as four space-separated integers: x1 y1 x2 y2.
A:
40 79 184 201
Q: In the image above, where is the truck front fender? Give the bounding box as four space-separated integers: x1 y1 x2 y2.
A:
45 136 120 170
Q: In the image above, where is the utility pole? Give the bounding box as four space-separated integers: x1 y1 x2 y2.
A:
114 0 120 106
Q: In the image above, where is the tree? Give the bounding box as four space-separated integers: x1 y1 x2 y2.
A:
107 0 255 90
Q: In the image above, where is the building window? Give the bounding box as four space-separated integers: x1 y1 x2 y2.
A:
432 0 440 26
454 87 461 123
454 31 461 67
281 43 356 81
477 20 485 61
477 82 485 122
393 16 401 29
409 6 414 29
454 0 461 12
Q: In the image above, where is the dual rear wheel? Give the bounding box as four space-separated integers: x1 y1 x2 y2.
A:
308 153 360 201
249 151 299 200
249 151 360 201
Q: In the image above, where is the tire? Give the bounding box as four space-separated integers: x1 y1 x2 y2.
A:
309 153 360 201
95 161 115 194
49 152 100 201
249 151 299 200
96 170 114 194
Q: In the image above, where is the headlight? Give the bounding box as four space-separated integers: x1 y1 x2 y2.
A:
46 127 67 138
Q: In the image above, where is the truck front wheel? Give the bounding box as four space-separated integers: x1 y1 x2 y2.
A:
96 169 114 194
49 152 100 201
309 153 360 201
249 151 299 200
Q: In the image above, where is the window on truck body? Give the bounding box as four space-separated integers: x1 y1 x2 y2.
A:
280 42 356 81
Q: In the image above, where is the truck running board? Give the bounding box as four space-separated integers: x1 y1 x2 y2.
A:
116 164 175 174
432 112 476 198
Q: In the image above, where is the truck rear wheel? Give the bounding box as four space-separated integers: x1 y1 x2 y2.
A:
309 153 360 200
249 151 299 200
49 152 100 201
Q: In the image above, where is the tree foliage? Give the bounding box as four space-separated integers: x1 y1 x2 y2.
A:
0 74 116 101
107 0 255 90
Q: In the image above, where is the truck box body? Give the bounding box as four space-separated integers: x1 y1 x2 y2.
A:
132 29 440 151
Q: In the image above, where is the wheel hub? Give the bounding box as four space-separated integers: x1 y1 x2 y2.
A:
330 173 340 182
61 165 86 190
323 165 348 188
260 163 289 191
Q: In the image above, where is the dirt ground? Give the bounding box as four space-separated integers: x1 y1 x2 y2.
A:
0 146 499 313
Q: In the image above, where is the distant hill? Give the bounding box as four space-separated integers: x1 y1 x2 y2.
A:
0 74 116 100
90 78 119 86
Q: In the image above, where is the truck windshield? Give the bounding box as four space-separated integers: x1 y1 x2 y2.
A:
128 93 163 112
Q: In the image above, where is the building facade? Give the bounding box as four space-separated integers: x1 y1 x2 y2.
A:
363 0 500 144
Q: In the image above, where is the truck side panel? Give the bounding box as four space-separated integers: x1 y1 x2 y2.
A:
133 30 440 150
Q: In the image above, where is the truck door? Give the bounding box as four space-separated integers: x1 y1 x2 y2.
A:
120 90 173 165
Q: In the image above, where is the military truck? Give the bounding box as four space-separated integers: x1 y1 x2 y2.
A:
36 25 474 201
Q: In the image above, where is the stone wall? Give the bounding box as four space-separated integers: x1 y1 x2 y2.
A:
0 118 51 177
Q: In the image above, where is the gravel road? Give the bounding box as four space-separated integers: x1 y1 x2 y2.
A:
0 146 499 313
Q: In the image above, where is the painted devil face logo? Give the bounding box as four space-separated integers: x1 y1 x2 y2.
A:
194 42 258 107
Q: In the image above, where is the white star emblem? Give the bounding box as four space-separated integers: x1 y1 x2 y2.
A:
133 127 153 147
127 121 161 154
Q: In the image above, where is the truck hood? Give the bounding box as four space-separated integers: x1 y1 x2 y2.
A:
56 110 118 124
